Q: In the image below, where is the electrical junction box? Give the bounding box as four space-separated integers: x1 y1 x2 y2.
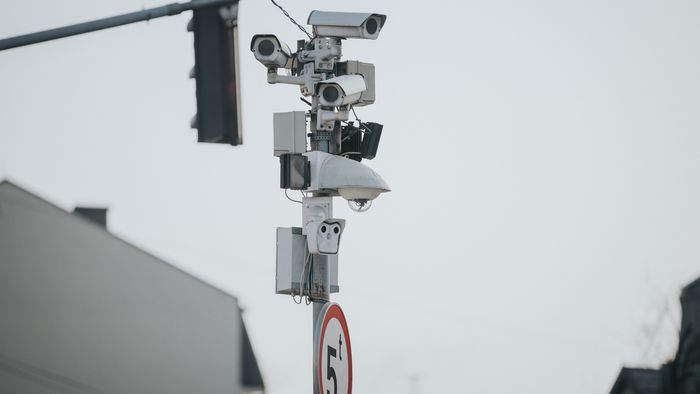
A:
276 227 338 295
273 111 307 156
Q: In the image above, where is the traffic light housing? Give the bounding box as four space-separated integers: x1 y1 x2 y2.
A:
189 2 242 145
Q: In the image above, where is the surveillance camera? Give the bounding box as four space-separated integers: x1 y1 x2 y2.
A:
307 218 345 255
303 151 390 203
308 11 387 40
302 197 345 254
250 34 293 68
317 75 367 107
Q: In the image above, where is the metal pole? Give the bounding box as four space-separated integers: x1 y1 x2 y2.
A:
311 254 330 394
0 0 236 51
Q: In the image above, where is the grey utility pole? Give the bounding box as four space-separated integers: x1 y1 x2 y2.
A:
0 0 235 51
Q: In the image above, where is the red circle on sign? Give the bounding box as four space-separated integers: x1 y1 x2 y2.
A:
318 303 352 394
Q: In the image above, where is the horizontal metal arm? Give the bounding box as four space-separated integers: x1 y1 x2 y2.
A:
0 0 236 51
268 73 306 85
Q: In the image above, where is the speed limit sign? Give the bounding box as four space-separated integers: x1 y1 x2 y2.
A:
314 303 352 394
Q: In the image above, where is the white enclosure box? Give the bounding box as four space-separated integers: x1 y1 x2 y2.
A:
273 111 307 156
276 227 338 294
339 61 375 106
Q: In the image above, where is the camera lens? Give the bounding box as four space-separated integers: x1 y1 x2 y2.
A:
258 39 275 56
322 86 340 104
365 18 378 35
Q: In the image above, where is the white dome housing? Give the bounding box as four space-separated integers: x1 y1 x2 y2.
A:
304 151 390 201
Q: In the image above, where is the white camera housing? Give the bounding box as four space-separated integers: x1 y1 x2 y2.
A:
302 197 346 255
250 34 293 68
308 11 387 40
317 75 367 107
307 219 345 255
303 151 390 202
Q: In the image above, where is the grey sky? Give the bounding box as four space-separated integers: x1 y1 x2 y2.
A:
2 0 700 392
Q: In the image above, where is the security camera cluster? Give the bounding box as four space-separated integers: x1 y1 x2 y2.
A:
251 11 385 132
252 10 389 300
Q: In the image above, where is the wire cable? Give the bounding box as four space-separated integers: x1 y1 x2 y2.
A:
294 242 313 305
284 189 302 204
349 105 373 135
350 105 360 123
269 0 313 40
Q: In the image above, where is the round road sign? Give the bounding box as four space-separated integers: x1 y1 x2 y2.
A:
314 303 352 394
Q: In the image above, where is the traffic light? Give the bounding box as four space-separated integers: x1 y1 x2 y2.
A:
188 2 242 145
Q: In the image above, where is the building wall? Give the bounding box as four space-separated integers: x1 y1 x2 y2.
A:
0 182 243 393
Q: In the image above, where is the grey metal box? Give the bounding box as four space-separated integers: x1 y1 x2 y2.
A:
342 61 375 106
273 111 307 156
276 227 338 295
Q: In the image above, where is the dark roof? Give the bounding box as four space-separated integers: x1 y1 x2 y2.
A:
241 318 264 389
610 368 663 394
682 277 700 305
676 277 700 393
611 277 700 394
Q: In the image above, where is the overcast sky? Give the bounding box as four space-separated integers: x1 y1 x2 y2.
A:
2 0 700 393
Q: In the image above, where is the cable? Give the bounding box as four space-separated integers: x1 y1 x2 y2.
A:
294 242 313 305
291 289 303 304
305 253 312 305
304 250 313 305
284 189 302 204
269 0 313 40
349 105 372 135
350 105 360 123
292 243 311 304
